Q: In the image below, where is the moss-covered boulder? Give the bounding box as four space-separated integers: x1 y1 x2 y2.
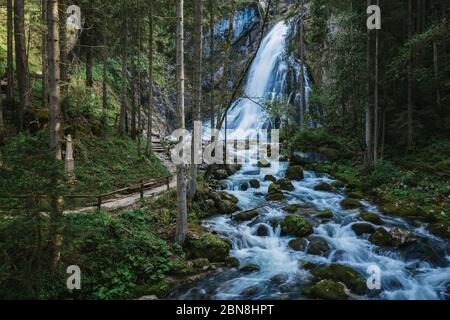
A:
316 210 334 220
360 212 385 225
352 223 376 236
186 233 231 262
314 182 334 192
303 280 349 300
264 175 277 182
281 215 314 237
276 179 295 191
256 225 269 237
266 183 285 202
311 264 367 295
340 198 363 210
306 237 330 256
285 165 304 181
249 179 261 189
240 264 261 273
283 204 303 213
332 181 346 189
368 228 391 246
218 200 240 215
232 209 259 222
241 286 259 297
347 191 365 199
225 256 240 268
389 227 417 247
298 261 319 270
288 238 307 251
219 192 239 204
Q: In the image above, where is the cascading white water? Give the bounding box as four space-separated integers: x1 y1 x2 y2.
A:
174 18 450 301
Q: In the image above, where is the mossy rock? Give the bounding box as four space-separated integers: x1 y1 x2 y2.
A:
284 204 303 213
303 280 348 300
347 191 365 199
360 212 385 225
218 200 240 215
241 286 259 297
257 160 271 168
298 261 319 270
186 233 231 262
340 198 363 210
306 237 330 256
311 264 367 295
368 228 391 246
428 222 450 239
225 256 240 268
314 182 334 192
256 225 269 237
266 192 285 202
233 209 259 222
346 182 363 191
219 192 239 204
285 165 304 181
249 179 261 189
240 183 249 191
352 223 376 236
276 179 295 191
316 209 333 220
268 183 282 194
332 181 346 189
288 238 307 251
281 215 314 237
271 274 288 284
264 175 277 182
240 264 261 273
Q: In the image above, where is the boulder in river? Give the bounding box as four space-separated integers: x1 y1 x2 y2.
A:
219 192 239 204
340 198 363 210
298 261 319 270
360 212 385 225
186 233 231 263
256 225 269 237
288 238 308 251
428 221 450 239
217 200 240 215
303 280 349 300
249 179 261 189
271 274 288 284
240 183 249 191
285 165 304 181
240 264 261 273
284 204 303 213
276 178 295 191
241 286 259 297
266 183 285 202
369 228 391 246
306 237 330 256
233 209 259 222
311 264 367 295
257 160 271 168
225 256 240 268
369 227 417 248
352 223 376 236
315 209 334 220
281 215 314 238
264 174 277 182
314 182 334 192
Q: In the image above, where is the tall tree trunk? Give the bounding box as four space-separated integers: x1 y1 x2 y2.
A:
14 0 31 132
188 0 203 200
47 0 63 269
209 0 215 141
365 0 374 167
433 42 442 112
407 0 414 148
41 0 49 108
7 0 15 109
59 0 68 92
119 8 128 135
299 0 306 129
85 47 94 88
0 81 3 130
101 11 108 124
146 0 154 157
373 0 380 165
175 0 188 245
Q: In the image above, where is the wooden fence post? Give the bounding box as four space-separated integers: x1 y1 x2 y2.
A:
97 195 102 212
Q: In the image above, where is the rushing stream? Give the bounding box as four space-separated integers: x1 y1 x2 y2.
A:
173 19 450 300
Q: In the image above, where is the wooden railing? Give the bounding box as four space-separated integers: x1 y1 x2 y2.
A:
0 174 174 213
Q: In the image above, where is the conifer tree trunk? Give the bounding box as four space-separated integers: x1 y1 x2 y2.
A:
188 0 203 200
47 0 63 269
14 0 31 131
365 0 374 167
209 0 215 141
119 8 128 135
175 0 188 245
7 0 15 108
146 0 154 157
59 0 68 92
407 0 414 148
299 0 306 129
41 0 49 108
373 0 380 165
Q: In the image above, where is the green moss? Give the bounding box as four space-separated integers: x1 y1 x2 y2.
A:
303 280 348 300
285 165 305 181
340 198 363 210
281 215 314 237
186 233 231 263
311 264 367 295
